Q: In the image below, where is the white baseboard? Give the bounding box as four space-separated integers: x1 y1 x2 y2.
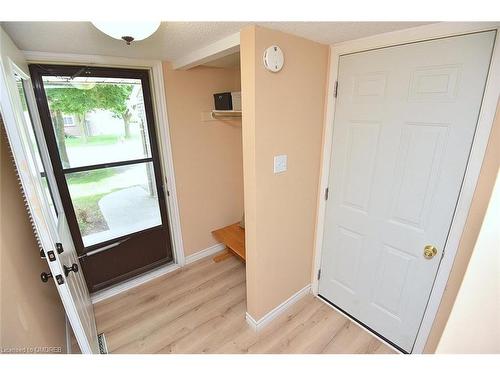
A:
90 243 225 304
185 243 226 264
246 284 312 331
245 312 259 331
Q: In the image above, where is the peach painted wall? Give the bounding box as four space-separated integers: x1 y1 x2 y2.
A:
163 63 244 256
241 26 329 320
0 124 67 352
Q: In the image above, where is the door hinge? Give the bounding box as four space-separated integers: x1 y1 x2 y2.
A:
164 179 170 197
160 185 169 199
333 81 338 98
325 187 329 200
317 269 321 280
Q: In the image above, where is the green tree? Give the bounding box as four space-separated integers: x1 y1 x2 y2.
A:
45 84 133 166
46 86 96 142
95 84 134 138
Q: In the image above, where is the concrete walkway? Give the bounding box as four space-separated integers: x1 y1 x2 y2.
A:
83 186 161 246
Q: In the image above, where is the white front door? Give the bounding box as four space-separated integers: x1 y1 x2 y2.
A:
318 31 495 352
0 27 99 354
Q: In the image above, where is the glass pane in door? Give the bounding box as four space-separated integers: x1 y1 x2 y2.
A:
14 72 57 219
41 76 152 168
65 162 161 247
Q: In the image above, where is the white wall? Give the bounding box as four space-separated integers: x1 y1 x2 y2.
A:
436 170 500 353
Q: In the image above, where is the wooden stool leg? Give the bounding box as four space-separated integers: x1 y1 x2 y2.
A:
213 248 233 263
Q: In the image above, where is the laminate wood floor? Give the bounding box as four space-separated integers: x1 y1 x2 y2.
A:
94 254 396 354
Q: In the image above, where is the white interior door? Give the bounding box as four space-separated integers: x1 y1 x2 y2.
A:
319 31 495 352
0 27 99 354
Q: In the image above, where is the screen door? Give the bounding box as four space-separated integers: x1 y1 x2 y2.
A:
30 65 173 292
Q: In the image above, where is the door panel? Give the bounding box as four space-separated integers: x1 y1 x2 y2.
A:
390 123 448 229
0 27 99 353
64 162 162 247
319 31 495 352
80 226 171 290
40 76 154 170
341 121 380 212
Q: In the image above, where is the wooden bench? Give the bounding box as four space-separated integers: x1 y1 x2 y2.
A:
211 223 245 262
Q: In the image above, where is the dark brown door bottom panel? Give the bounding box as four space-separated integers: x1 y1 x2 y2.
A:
80 226 173 292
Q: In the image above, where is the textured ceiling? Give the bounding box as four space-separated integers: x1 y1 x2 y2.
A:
1 22 432 62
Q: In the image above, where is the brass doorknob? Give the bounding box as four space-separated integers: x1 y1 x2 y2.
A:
424 245 438 259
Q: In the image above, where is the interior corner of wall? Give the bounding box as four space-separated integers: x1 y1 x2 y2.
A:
162 61 173 70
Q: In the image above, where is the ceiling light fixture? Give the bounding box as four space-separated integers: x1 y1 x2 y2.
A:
91 22 161 45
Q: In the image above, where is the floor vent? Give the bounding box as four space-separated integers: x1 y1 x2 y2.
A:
97 333 108 354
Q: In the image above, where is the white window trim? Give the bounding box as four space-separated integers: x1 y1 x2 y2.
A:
311 22 500 354
22 51 186 270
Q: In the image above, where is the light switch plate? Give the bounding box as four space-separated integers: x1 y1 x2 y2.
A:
274 154 287 174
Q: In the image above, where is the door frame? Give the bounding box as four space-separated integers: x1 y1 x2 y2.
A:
22 52 186 268
312 22 500 354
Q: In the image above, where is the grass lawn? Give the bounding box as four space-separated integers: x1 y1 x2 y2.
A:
72 192 110 237
66 168 117 185
65 134 121 147
72 188 123 237
65 134 139 148
68 166 121 237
